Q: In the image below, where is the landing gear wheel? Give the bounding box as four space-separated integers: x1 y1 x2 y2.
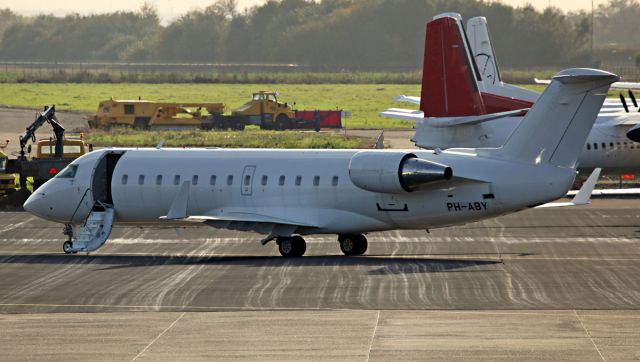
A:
63 241 74 254
277 236 306 257
339 234 367 256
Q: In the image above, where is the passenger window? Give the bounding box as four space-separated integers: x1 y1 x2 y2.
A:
210 175 217 186
261 175 268 186
610 142 614 148
586 143 591 150
295 175 302 186
192 175 198 185
617 142 621 148
594 143 598 150
602 142 606 149
174 175 181 185
313 176 320 186
156 175 162 185
332 176 339 186
138 175 145 185
244 175 251 186
227 175 233 186
279 175 285 186
121 174 128 185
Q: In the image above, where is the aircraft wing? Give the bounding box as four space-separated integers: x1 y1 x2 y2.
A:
158 181 317 240
379 108 528 126
535 168 601 208
536 78 640 91
393 95 421 105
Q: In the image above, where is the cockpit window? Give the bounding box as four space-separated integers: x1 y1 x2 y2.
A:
57 165 78 178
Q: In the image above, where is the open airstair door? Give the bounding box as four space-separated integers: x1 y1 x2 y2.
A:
65 151 124 254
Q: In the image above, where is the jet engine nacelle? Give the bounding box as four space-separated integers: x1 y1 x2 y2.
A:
348 151 452 193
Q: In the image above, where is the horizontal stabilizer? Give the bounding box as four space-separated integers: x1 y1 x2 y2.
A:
536 168 601 208
379 108 424 122
380 108 528 126
394 95 421 105
536 77 640 91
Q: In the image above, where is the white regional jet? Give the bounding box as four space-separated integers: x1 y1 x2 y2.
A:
383 14 640 176
24 68 616 257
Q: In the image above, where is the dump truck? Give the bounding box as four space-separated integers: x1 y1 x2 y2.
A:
207 91 344 131
88 98 225 130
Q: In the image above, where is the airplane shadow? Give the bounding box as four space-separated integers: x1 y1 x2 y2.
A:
0 253 503 275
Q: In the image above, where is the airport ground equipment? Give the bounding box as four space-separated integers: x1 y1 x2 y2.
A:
0 143 16 196
5 105 89 192
209 91 342 131
88 98 226 130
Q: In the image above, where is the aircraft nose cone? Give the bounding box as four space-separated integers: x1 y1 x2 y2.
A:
23 191 48 218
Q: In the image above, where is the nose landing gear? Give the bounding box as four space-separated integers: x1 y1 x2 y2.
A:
338 234 368 256
62 224 77 254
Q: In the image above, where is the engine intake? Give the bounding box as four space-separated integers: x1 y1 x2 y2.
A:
348 151 452 193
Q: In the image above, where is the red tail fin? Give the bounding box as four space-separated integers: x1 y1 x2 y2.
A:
420 16 486 117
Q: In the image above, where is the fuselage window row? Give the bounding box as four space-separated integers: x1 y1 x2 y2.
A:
120 173 342 188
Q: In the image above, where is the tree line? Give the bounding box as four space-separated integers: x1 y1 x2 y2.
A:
0 0 639 69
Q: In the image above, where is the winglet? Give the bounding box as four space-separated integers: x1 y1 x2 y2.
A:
571 168 601 205
535 168 601 208
161 181 191 220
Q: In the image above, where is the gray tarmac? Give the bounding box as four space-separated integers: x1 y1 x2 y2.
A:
1 199 640 360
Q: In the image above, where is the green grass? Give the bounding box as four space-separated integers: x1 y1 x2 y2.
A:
0 83 421 129
85 129 371 149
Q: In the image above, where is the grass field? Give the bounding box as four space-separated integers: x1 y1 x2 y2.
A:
0 83 548 129
84 129 371 149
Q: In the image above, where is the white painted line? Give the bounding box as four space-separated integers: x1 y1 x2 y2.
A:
366 310 381 362
131 312 186 362
574 310 606 362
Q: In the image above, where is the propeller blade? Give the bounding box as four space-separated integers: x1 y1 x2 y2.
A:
619 94 629 112
629 90 638 108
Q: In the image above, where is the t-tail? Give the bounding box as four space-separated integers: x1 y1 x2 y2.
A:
466 16 539 103
420 14 533 117
480 68 619 168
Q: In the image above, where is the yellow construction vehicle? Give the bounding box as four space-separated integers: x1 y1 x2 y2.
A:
230 91 296 130
88 98 225 130
0 142 17 196
207 91 343 131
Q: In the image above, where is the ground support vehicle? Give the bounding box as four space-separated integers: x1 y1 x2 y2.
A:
207 91 344 131
88 98 225 130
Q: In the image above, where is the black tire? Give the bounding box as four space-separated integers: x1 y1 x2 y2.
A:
278 236 306 257
275 114 290 130
133 117 149 130
339 234 367 256
63 241 74 254
233 123 246 131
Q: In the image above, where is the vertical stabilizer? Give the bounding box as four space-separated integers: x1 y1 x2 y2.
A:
467 16 501 85
494 69 618 168
467 16 539 103
420 16 486 117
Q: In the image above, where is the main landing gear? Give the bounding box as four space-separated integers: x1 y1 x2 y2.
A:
277 236 307 257
338 234 368 256
275 234 369 257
